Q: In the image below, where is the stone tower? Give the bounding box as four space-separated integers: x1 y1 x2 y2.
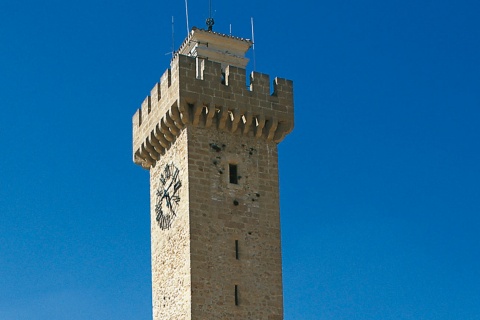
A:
132 27 294 319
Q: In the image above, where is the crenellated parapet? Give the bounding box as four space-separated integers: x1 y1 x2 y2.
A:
133 54 294 169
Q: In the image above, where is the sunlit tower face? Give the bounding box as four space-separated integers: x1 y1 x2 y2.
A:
132 27 294 319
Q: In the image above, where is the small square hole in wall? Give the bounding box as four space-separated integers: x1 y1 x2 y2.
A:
229 164 238 184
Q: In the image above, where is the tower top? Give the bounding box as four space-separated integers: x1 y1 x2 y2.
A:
177 27 252 69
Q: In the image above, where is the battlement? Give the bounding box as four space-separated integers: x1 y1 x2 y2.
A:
133 54 294 169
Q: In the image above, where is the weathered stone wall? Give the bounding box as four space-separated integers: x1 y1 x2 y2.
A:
187 125 284 319
150 129 191 320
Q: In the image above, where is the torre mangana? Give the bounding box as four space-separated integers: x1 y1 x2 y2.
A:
132 27 294 320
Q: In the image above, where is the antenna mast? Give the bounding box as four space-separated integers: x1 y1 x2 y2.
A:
171 16 175 58
206 0 214 31
251 17 256 71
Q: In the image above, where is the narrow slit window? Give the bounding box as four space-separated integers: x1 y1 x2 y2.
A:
235 240 239 260
221 72 226 85
235 285 239 306
229 164 238 184
187 103 195 123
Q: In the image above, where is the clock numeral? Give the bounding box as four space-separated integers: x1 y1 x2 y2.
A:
155 205 163 220
157 214 172 230
171 195 180 203
174 180 182 192
172 167 179 181
164 164 171 179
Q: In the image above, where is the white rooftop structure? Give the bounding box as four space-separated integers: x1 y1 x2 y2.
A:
177 27 253 69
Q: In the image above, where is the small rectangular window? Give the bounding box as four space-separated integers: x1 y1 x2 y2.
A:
229 164 238 184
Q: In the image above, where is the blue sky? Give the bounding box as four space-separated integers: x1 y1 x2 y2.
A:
1 0 479 319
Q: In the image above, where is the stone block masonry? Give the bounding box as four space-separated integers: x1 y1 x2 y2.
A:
187 125 284 319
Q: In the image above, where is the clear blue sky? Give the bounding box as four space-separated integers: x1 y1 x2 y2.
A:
1 0 479 319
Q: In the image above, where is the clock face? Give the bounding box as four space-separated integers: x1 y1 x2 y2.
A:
155 163 182 230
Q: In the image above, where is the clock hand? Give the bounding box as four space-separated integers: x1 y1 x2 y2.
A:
158 189 167 201
166 179 175 192
166 194 172 209
156 190 163 198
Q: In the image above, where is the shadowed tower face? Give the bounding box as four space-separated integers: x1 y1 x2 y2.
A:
132 27 294 320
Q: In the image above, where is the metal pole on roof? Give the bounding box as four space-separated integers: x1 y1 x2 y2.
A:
206 0 214 31
251 17 256 71
185 0 190 35
171 16 175 58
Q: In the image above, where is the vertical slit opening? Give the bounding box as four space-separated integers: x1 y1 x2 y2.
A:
235 285 239 306
235 240 239 260
187 103 195 123
229 164 238 184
